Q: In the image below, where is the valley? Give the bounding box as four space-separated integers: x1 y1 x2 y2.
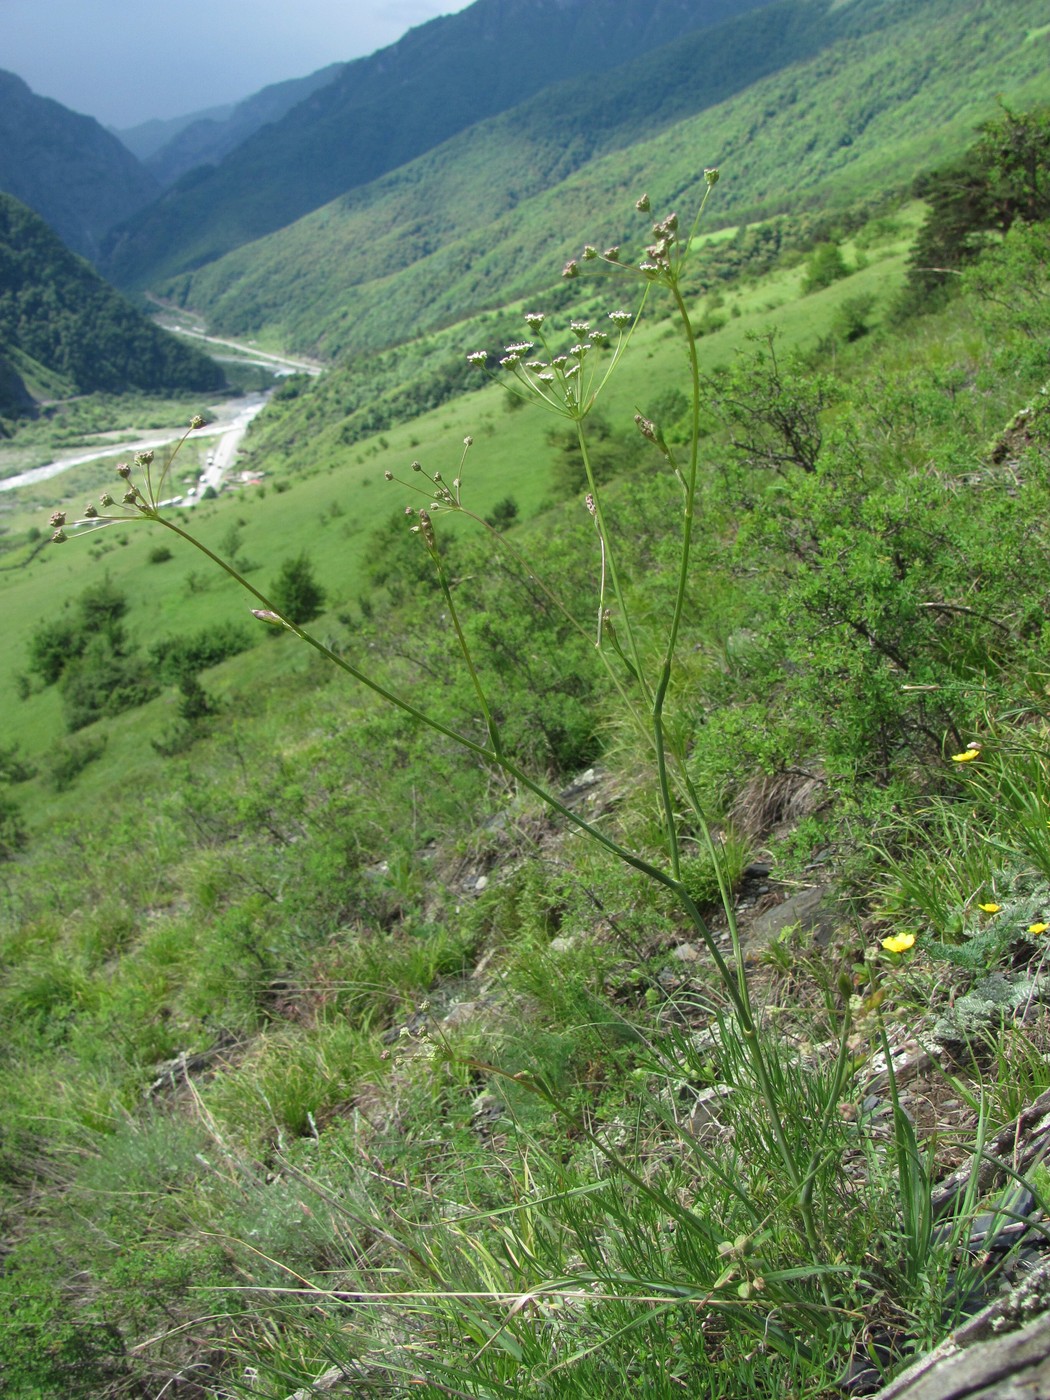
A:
0 2 1049 1397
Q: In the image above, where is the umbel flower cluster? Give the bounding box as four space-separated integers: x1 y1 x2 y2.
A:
49 417 208 543
467 310 633 421
463 170 719 427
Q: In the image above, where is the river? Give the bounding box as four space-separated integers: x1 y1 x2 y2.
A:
0 326 323 497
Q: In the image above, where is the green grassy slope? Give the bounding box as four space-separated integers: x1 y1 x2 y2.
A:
0 216 917 826
2 195 1050 1396
164 0 1050 360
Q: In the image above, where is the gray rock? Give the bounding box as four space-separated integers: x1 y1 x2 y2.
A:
747 886 838 951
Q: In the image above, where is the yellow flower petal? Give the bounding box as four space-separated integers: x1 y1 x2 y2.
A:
951 749 980 763
1028 922 1049 935
978 903 1001 914
881 933 917 954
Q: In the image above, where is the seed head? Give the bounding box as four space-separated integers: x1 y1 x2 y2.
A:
463 436 473 447
704 168 719 186
635 413 658 444
562 260 579 280
635 193 651 213
122 488 139 505
603 247 621 262
99 493 115 508
83 504 99 518
136 450 154 468
411 460 423 472
384 470 393 480
582 245 598 260
190 414 206 430
50 511 67 527
51 528 67 544
116 463 132 479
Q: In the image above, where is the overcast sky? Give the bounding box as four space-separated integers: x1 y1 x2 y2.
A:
2 0 476 129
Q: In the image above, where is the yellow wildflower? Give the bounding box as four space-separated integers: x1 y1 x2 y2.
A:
1028 922 1049 935
978 902 1001 914
951 747 981 763
881 932 917 954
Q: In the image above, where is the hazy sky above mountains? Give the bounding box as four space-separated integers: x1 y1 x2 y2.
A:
3 0 475 128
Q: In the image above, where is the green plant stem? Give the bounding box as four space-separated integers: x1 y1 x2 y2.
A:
575 424 651 704
426 538 503 758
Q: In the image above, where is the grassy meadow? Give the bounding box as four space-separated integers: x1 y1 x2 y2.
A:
2 36 1050 1400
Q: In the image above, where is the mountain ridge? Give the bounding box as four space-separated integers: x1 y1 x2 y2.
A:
100 0 774 290
0 70 159 264
161 0 1049 362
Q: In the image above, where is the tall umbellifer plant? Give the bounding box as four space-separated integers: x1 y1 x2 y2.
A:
52 172 859 1360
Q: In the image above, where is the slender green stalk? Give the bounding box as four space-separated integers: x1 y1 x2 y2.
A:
423 527 503 758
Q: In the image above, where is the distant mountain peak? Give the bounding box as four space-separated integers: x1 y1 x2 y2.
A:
0 69 158 263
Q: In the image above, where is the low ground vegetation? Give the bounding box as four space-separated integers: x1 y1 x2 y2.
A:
2 113 1050 1398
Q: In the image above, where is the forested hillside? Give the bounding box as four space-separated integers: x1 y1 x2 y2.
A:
0 194 225 419
137 63 346 188
100 0 774 289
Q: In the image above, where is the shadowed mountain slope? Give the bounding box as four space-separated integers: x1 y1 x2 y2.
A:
140 64 347 188
0 194 225 417
100 0 774 289
0 71 159 265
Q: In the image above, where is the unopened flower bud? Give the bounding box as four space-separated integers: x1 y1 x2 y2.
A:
411 460 422 472
99 493 115 507
190 414 205 430
433 471 442 483
603 246 621 262
251 609 283 625
136 450 154 467
466 351 487 366
116 463 132 479
384 470 393 480
83 504 98 518
463 436 473 447
635 193 651 212
122 489 138 504
635 413 658 443
51 528 67 544
582 245 597 260
50 511 66 527
704 168 719 186
562 260 579 279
